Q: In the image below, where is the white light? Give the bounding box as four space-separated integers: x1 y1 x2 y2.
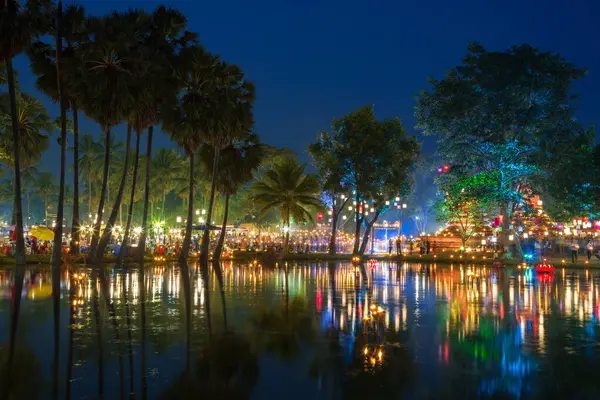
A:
196 209 200 215
342 216 347 220
199 217 205 223
370 207 375 212
509 235 514 241
348 206 353 211
402 204 407 209
385 200 390 206
176 216 182 223
201 209 206 215
283 226 289 233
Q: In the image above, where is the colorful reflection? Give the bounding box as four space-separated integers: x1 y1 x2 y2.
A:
1 262 600 398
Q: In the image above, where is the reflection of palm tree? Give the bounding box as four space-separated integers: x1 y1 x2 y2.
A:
91 268 104 397
199 262 213 341
122 266 135 396
139 263 148 399
1 266 26 399
51 259 61 399
180 262 193 373
98 266 125 398
66 270 76 400
212 261 228 330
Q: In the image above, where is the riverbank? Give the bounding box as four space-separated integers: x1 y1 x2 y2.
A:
1 252 599 269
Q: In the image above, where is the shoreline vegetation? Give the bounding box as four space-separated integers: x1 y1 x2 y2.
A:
1 252 598 269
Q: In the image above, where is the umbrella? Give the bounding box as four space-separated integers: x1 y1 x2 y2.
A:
29 226 54 241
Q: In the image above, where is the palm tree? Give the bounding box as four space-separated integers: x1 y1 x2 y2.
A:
78 12 138 261
152 148 183 221
133 6 197 262
163 45 218 264
250 157 323 254
0 92 51 169
34 171 57 226
199 62 255 266
200 132 264 261
78 133 102 219
0 0 52 265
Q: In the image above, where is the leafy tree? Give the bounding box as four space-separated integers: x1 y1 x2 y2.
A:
314 105 419 256
416 43 586 253
434 183 491 249
308 130 351 255
250 156 322 254
545 128 600 221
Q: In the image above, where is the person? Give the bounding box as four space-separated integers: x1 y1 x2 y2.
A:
409 240 414 255
426 240 431 255
570 239 580 263
396 236 402 255
586 239 594 261
388 238 393 254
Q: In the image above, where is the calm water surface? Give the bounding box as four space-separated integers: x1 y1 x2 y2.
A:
1 261 600 399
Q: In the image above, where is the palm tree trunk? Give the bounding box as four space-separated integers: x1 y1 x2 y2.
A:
97 124 131 259
88 178 92 222
71 103 80 254
52 2 67 268
283 215 290 254
5 56 26 265
200 147 220 264
212 261 228 330
213 193 229 262
137 126 153 262
161 187 166 223
88 126 111 262
26 191 30 227
117 131 140 265
179 153 195 264
139 262 148 399
45 195 48 226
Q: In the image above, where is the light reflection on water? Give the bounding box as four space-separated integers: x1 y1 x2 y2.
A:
1 262 600 399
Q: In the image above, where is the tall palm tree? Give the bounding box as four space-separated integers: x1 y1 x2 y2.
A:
78 12 138 261
200 132 264 261
199 62 255 265
28 2 87 260
134 6 197 262
34 171 57 225
250 157 323 254
0 0 52 265
163 45 218 264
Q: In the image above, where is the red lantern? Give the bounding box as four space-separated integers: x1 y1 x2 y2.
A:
317 212 323 221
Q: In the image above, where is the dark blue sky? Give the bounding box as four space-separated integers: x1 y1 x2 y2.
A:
13 0 600 173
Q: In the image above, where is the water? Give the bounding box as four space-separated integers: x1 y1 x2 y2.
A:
1 261 600 399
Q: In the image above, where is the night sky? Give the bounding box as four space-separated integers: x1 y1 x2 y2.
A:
12 0 600 175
